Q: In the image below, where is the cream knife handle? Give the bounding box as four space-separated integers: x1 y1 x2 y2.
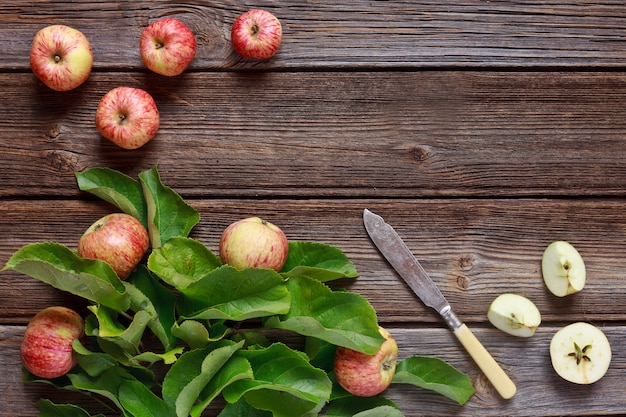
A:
453 324 517 399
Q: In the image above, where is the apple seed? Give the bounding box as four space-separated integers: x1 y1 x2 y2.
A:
569 342 592 366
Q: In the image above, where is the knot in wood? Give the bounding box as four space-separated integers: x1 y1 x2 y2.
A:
45 124 62 139
458 254 474 271
412 145 431 161
43 150 81 173
456 275 469 290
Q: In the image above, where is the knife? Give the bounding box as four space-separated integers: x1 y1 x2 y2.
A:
363 209 516 400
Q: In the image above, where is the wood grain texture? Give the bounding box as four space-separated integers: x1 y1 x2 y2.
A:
3 1 626 69
3 198 626 324
3 71 626 198
2 1 626 415
2 324 626 416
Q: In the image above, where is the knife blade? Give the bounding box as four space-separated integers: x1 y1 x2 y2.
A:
363 209 516 400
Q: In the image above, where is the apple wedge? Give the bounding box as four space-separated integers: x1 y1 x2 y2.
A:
541 241 586 297
487 293 541 337
550 322 611 384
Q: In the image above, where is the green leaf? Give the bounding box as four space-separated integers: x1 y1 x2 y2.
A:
88 305 152 360
325 397 404 417
138 166 200 248
148 237 222 289
171 320 231 350
75 167 148 229
35 398 106 417
131 347 184 366
162 340 245 417
282 241 358 281
223 343 332 417
264 276 384 354
119 379 175 417
2 242 129 311
304 337 337 373
392 356 475 404
73 339 118 377
217 400 272 417
177 266 291 321
66 367 129 411
126 265 178 350
191 355 255 417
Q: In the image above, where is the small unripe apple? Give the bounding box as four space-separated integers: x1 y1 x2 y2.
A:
219 216 289 271
20 306 85 379
334 326 398 397
78 213 149 279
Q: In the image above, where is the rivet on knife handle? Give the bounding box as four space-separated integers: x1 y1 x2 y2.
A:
362 209 516 399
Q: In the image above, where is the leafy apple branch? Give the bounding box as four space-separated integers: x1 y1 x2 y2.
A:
4 165 474 417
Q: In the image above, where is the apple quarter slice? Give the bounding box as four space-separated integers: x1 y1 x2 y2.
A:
487 293 541 337
542 241 586 297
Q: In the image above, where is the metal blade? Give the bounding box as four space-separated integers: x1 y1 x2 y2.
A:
363 209 517 399
363 209 451 316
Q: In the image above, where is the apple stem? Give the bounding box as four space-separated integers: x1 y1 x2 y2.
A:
251 24 259 36
54 54 62 63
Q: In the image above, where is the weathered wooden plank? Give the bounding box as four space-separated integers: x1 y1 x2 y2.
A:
2 198 626 324
2 324 625 416
3 1 626 69
3 71 626 198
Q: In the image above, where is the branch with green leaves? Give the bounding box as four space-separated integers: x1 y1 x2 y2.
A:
4 165 475 417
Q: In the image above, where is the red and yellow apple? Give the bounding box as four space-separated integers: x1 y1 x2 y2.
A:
78 213 149 279
139 17 197 76
20 306 85 379
219 216 289 271
231 9 282 60
95 86 160 150
30 24 93 91
334 326 398 397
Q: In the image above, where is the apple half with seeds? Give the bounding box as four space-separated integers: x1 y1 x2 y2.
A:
487 293 541 337
550 322 611 384
542 241 586 297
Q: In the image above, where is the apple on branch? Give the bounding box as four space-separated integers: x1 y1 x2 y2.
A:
30 24 93 91
21 306 85 379
78 213 150 279
140 17 197 76
219 216 289 272
334 326 398 397
231 9 282 60
95 86 160 150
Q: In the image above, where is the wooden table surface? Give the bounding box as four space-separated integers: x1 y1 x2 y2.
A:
2 1 626 416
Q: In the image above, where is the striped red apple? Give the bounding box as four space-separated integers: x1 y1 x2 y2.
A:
231 9 282 60
78 213 149 279
334 326 398 397
29 24 93 91
21 306 85 379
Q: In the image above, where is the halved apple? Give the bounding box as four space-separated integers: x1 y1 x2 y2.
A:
550 322 611 384
541 241 586 297
487 293 541 337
